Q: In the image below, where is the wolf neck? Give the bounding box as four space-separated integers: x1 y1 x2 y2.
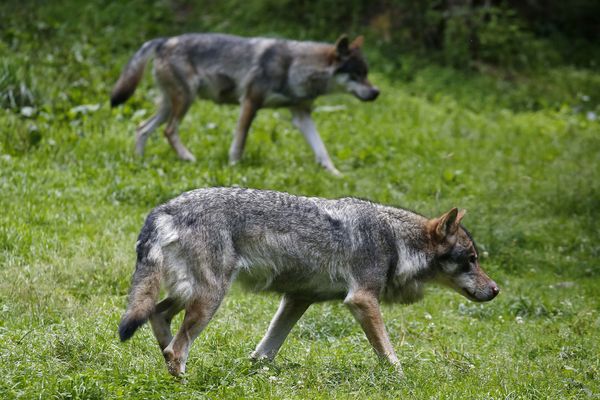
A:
379 207 433 304
285 42 337 97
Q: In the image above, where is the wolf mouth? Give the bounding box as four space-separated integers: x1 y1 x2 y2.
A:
462 288 483 302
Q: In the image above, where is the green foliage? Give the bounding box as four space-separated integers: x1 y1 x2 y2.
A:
0 61 37 110
1 0 599 398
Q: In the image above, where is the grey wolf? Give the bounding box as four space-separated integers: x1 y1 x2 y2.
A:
110 34 379 175
118 187 499 377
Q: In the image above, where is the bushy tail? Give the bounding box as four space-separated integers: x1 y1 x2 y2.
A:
118 259 161 341
110 38 166 107
118 217 164 341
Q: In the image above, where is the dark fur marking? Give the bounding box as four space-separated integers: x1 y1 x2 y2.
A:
136 211 158 264
110 91 132 107
335 50 368 79
118 316 146 342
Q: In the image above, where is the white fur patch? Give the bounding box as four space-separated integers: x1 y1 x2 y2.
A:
147 245 163 265
453 273 475 289
165 37 180 47
395 243 428 284
248 38 278 60
442 262 459 274
382 242 430 304
162 245 196 304
155 214 179 246
333 74 373 98
146 214 179 266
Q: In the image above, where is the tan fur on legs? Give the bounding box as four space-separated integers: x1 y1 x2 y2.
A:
162 298 222 376
229 97 259 164
149 298 183 351
344 290 403 376
163 93 195 162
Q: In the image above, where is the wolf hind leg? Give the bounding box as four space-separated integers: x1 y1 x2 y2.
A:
162 293 226 376
135 99 170 156
163 91 195 162
251 295 311 361
229 96 260 164
149 297 184 351
161 230 239 376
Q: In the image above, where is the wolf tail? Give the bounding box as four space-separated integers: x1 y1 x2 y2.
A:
110 38 166 107
119 212 176 341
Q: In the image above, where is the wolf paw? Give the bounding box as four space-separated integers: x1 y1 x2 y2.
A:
328 167 343 177
322 164 343 177
163 349 185 377
178 151 196 162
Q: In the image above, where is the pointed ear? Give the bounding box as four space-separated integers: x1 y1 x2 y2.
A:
350 35 364 49
431 207 460 241
335 34 350 57
456 209 466 225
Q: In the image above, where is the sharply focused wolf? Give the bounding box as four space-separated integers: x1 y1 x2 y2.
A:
118 187 499 377
110 34 379 175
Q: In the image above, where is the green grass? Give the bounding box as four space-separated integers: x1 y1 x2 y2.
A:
1 1 599 398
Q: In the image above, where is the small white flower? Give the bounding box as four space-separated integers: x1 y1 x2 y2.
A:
21 106 35 117
133 109 147 120
515 316 524 324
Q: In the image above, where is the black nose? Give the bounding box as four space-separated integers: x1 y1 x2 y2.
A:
491 286 500 297
369 88 380 101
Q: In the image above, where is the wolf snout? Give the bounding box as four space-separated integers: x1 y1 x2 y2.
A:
355 85 380 102
481 282 500 301
365 87 380 101
464 281 500 302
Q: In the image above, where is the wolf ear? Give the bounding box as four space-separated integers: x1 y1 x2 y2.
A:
350 35 364 49
456 209 466 224
335 34 350 57
431 207 461 242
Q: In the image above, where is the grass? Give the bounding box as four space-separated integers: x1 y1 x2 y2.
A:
1 1 599 398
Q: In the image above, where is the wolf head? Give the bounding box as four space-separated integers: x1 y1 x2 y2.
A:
428 208 500 302
332 35 380 101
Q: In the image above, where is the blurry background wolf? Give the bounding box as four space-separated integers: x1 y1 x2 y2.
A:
110 33 379 175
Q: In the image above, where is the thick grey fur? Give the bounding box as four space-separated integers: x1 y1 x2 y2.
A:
119 187 499 376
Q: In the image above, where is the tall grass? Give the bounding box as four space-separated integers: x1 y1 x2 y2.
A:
1 1 598 398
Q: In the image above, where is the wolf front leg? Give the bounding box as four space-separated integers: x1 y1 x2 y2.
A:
344 289 403 377
251 295 311 361
291 107 341 176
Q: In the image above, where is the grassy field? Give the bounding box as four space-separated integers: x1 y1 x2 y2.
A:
1 1 599 399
